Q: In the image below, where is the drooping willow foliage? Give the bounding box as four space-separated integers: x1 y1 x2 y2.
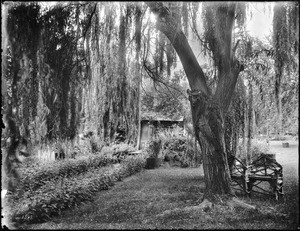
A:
3 2 203 145
273 2 299 112
6 3 41 140
3 2 298 149
3 2 180 146
6 3 88 143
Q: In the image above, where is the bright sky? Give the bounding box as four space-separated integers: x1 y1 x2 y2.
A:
39 1 57 8
246 2 274 41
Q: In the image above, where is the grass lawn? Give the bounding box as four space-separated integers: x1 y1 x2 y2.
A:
23 163 299 230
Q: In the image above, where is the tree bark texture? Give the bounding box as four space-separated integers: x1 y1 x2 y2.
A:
203 2 243 113
188 90 232 196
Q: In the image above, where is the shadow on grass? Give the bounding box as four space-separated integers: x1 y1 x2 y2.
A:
22 167 298 230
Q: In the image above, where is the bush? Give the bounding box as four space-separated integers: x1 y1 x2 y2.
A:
89 136 104 153
145 139 162 158
251 138 270 161
18 142 138 193
18 153 119 193
104 143 137 162
6 156 146 224
150 125 201 167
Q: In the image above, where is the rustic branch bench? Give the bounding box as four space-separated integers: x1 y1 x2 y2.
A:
229 154 283 200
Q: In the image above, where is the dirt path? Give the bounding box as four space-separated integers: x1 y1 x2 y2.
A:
269 138 299 180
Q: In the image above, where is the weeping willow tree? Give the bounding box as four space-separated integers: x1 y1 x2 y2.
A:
4 3 86 143
81 2 142 145
6 3 41 140
4 1 297 201
273 2 299 135
146 2 246 198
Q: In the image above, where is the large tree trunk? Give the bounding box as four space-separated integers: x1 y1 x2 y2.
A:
188 90 232 197
146 2 243 198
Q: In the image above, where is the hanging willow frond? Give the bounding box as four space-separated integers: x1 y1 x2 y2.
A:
104 5 115 45
273 2 299 112
167 2 182 26
166 39 176 77
235 2 246 28
182 2 189 37
82 3 97 42
142 59 186 100
135 6 142 52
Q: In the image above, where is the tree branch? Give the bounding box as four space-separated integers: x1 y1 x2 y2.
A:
146 2 209 95
82 3 97 42
143 60 187 100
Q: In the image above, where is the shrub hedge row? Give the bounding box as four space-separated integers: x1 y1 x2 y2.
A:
7 156 145 224
19 154 119 192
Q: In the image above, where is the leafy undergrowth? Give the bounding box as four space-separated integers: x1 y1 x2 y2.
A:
20 156 117 191
2 156 145 227
18 143 138 193
18 154 119 193
21 166 299 230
